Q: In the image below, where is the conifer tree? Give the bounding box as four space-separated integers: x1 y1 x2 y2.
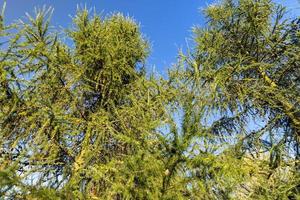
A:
0 6 166 199
0 1 299 199
168 0 300 198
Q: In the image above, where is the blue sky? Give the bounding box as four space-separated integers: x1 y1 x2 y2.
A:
2 0 299 75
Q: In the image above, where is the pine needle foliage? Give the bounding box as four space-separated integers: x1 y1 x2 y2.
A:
0 1 300 199
167 0 300 198
0 6 166 199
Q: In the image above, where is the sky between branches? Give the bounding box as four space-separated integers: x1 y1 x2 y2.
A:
2 0 299 77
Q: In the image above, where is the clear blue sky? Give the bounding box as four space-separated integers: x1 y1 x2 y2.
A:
2 0 299 75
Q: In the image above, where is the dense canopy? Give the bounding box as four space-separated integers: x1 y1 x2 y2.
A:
0 0 299 199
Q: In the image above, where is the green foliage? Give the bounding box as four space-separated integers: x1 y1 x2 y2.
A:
168 0 300 198
0 1 299 199
0 5 165 199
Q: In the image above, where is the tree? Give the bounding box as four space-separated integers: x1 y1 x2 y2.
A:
0 6 167 199
0 0 299 199
169 0 300 198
